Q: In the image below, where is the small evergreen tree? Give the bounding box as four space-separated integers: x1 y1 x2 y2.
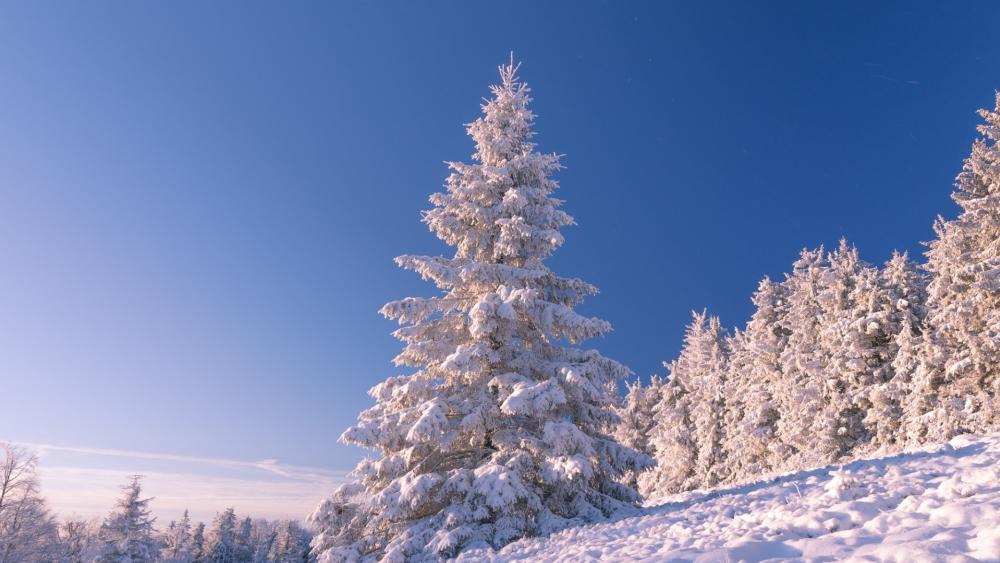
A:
96 475 159 563
191 522 206 563
234 516 253 563
248 519 277 563
268 521 310 563
611 374 665 489
870 251 928 449
612 375 664 459
162 509 195 563
638 360 695 497
206 509 238 563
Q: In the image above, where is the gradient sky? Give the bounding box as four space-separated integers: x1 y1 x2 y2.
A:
3 1 1000 520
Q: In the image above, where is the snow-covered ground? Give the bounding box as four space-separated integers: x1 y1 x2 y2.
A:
457 433 1000 562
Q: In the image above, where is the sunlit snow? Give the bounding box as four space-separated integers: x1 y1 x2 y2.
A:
459 433 1000 561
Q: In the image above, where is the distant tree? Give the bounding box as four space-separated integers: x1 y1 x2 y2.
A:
59 517 101 563
233 516 253 563
191 522 206 563
161 509 195 563
247 519 277 563
0 443 61 563
268 521 309 563
309 59 647 561
205 508 238 563
96 475 159 563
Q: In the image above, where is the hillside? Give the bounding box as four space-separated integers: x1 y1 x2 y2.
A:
457 433 1000 562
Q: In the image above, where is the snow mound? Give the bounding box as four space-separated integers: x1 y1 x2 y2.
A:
456 433 1000 562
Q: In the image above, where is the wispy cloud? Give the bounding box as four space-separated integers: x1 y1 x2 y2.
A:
14 442 349 524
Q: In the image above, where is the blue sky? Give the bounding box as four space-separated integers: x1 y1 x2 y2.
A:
2 2 999 519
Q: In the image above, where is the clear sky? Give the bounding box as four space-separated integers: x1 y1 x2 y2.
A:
2 1 1000 520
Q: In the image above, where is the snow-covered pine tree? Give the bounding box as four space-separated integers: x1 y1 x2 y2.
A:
611 374 664 490
96 475 160 563
637 360 695 498
870 251 928 450
922 93 1000 437
722 277 789 482
819 240 878 458
249 520 278 563
893 255 938 448
162 510 195 563
775 247 835 469
164 521 179 557
234 516 253 563
911 218 969 441
639 311 727 495
612 376 665 461
685 311 730 488
191 522 206 563
899 325 934 445
268 521 310 563
309 58 649 562
206 509 238 563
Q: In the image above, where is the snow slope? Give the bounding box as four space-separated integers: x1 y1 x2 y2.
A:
456 433 1000 562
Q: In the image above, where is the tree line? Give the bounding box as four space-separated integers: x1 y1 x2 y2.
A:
0 443 310 563
617 95 1000 498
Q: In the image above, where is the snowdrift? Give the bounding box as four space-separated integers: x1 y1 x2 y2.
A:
457 433 1000 562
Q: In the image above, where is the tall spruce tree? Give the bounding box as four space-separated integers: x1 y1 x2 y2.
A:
309 59 648 562
686 311 730 487
819 240 876 458
775 247 833 468
922 93 1000 437
871 251 928 449
723 277 789 481
640 311 727 496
